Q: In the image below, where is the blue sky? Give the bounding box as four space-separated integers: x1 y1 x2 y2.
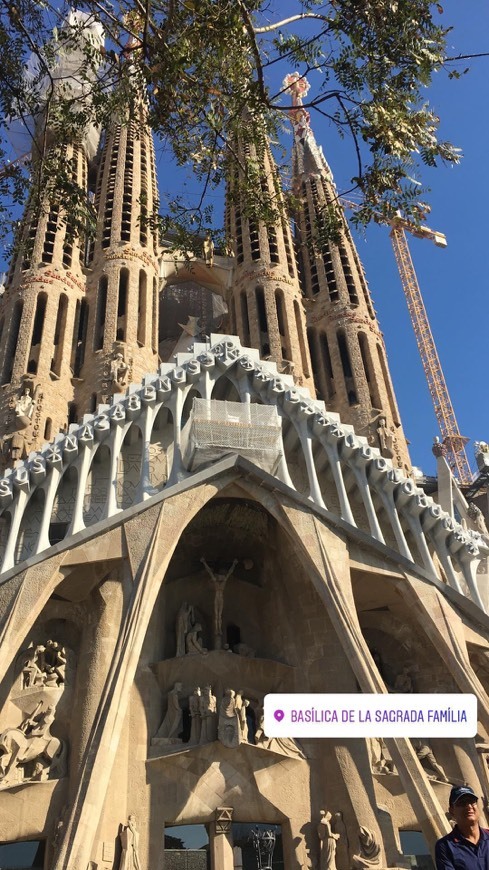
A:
1 1 487 478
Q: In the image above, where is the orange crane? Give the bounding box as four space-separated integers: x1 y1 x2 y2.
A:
340 200 472 484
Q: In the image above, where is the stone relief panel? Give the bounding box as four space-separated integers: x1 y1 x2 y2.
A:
0 701 67 788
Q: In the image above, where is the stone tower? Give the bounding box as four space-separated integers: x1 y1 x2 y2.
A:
225 113 314 393
78 101 160 412
284 73 411 473
0 137 90 462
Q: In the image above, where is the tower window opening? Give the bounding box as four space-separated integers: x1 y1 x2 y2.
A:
322 243 338 301
240 290 251 346
42 206 59 264
249 219 261 261
94 275 108 350
121 127 134 242
320 331 334 399
339 243 359 305
337 329 358 404
377 343 400 425
294 298 310 379
102 127 121 248
52 293 68 376
68 402 78 425
137 270 147 345
235 208 244 264
2 300 23 384
275 290 286 337
72 298 89 377
90 392 97 413
152 277 158 353
282 215 295 277
255 285 268 334
117 268 129 341
268 226 279 264
44 417 52 440
140 136 149 246
27 291 47 375
359 332 381 409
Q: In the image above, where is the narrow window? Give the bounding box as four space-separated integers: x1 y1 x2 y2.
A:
94 276 108 350
337 329 357 405
116 268 129 341
72 299 89 377
2 300 23 383
255 286 267 333
240 291 250 346
44 418 52 440
294 299 310 378
52 294 68 375
137 270 147 345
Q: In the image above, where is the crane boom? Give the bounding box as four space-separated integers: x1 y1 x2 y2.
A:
389 225 472 484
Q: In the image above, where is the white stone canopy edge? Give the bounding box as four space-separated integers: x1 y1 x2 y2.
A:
0 334 486 611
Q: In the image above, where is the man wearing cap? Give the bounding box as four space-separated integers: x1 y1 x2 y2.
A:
435 786 489 870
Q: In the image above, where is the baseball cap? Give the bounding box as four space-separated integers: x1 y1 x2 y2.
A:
449 786 478 806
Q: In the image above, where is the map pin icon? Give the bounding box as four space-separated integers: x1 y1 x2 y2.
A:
274 709 285 722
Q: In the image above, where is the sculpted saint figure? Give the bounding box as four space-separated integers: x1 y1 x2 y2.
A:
199 685 218 744
110 352 128 390
15 387 34 421
203 234 214 267
200 557 238 641
189 687 202 744
175 602 194 657
119 814 141 870
318 810 340 870
155 683 183 740
218 689 241 748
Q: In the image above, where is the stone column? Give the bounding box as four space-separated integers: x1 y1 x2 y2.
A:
211 808 234 870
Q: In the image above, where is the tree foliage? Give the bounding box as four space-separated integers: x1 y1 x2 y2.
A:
0 0 464 256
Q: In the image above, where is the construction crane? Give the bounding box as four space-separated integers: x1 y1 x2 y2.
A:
340 199 472 485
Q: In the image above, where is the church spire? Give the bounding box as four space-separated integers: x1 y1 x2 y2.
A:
225 111 314 392
284 73 411 472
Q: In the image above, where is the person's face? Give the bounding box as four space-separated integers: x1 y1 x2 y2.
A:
450 796 480 826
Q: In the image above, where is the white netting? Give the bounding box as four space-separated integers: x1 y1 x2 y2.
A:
184 399 283 473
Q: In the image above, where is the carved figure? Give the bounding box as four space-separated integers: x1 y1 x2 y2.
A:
412 738 449 782
199 685 218 744
15 386 34 421
200 557 238 640
176 602 194 657
235 690 249 742
185 623 207 655
218 689 241 748
352 827 381 869
368 737 394 774
20 640 67 689
155 683 183 740
393 666 414 694
376 417 394 459
203 234 214 267
7 431 26 463
189 687 202 744
468 503 488 536
317 810 340 870
119 814 141 870
22 647 44 688
110 352 128 390
0 703 66 784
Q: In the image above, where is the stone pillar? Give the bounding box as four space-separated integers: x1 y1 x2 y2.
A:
211 808 234 870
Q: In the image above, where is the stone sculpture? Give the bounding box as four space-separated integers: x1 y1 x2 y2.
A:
175 602 194 657
411 738 449 782
235 690 250 743
185 623 207 655
203 234 214 267
119 814 141 870
200 557 238 644
368 737 394 774
15 386 35 422
20 640 67 689
218 689 241 748
0 703 66 785
468 503 488 536
154 683 183 742
189 687 202 744
199 685 218 744
376 418 394 459
393 666 414 694
317 810 340 870
110 352 128 390
352 826 381 869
